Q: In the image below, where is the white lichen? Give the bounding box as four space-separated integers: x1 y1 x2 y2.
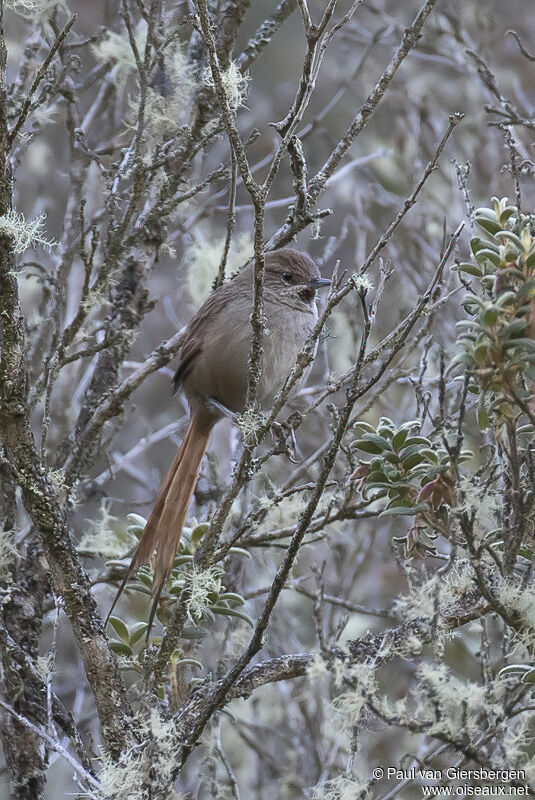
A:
203 60 250 111
96 708 183 800
351 274 374 294
143 45 196 140
416 661 503 738
312 773 371 800
332 662 376 736
0 209 55 254
393 572 443 624
36 653 53 681
307 653 331 682
494 577 535 650
0 527 18 582
234 407 266 447
78 501 135 559
185 566 222 623
92 25 144 78
6 0 68 19
185 230 253 304
502 716 535 784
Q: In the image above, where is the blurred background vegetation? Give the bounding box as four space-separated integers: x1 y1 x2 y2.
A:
3 0 535 797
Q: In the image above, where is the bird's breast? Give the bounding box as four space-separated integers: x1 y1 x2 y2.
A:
257 299 317 408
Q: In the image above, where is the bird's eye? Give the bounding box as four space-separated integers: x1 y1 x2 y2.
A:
281 271 294 284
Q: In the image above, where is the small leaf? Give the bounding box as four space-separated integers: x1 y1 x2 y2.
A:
218 592 246 607
127 513 148 527
483 308 498 326
522 668 535 684
211 605 254 626
496 230 523 249
499 318 528 338
475 248 502 267
109 616 130 643
475 217 502 236
392 429 409 450
129 622 149 645
473 343 488 365
499 664 532 678
110 641 133 657
353 439 383 454
173 658 204 671
192 523 209 544
181 626 208 640
228 547 251 558
499 207 515 224
173 555 193 567
457 262 483 277
353 421 375 433
380 506 416 517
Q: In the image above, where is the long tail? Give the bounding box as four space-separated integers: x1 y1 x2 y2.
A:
106 408 214 634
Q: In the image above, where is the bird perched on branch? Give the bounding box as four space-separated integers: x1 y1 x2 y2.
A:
108 248 331 631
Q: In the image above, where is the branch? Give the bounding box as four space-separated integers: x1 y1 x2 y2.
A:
0 699 100 792
9 15 77 147
308 0 438 200
173 592 490 769
236 0 297 71
62 327 185 485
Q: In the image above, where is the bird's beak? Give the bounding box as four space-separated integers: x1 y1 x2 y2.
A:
309 277 331 289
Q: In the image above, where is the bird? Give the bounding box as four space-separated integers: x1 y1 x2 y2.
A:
107 248 331 631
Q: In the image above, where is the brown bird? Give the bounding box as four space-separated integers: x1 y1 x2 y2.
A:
108 248 330 630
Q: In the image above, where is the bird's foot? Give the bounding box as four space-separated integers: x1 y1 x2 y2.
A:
206 396 237 422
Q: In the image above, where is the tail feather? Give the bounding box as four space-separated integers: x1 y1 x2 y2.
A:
106 409 214 633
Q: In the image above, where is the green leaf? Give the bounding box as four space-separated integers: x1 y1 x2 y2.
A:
499 318 528 338
478 407 489 430
475 248 502 267
457 262 483 277
127 513 147 528
392 429 409 450
473 343 488 365
129 622 149 645
110 641 133 657
173 658 204 671
181 625 208 640
403 436 432 448
380 506 416 517
109 616 130 643
402 453 427 470
173 555 193 567
127 582 151 596
496 230 523 249
483 308 498 326
506 337 535 351
211 605 254 626
353 421 375 433
475 217 502 236
192 523 209 544
474 207 497 220
353 439 383 454
228 547 251 558
499 664 532 678
499 207 516 224
367 471 389 483
136 571 153 588
218 592 246 607
362 434 393 451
